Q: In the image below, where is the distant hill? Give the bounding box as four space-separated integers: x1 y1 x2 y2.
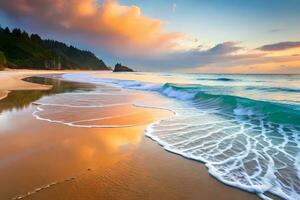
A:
0 26 109 70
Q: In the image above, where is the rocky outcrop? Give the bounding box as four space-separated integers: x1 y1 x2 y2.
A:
113 63 134 72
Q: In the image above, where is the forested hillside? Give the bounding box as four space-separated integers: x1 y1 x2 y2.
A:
0 27 109 70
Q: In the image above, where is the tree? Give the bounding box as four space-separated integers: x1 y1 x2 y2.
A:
12 28 22 36
4 27 10 34
0 26 108 70
0 51 6 70
21 31 30 40
30 34 42 43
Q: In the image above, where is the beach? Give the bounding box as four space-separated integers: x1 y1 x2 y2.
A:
1 0 300 199
0 69 65 100
0 70 259 200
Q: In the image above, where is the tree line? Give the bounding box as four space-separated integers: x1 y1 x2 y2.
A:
0 26 109 70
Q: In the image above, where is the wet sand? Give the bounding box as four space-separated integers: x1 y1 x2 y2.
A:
0 69 94 100
0 70 64 100
0 75 259 200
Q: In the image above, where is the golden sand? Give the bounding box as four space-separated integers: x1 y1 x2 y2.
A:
0 70 61 100
0 73 259 200
0 69 96 100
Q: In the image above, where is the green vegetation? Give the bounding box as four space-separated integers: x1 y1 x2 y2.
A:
0 50 6 70
0 26 109 70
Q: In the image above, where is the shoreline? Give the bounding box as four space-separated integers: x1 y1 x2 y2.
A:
0 71 260 200
0 69 61 100
0 69 109 100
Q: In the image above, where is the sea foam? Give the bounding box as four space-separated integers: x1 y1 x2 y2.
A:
43 73 300 200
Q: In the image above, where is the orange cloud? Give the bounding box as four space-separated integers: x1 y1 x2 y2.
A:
1 0 299 73
0 0 183 56
194 52 300 74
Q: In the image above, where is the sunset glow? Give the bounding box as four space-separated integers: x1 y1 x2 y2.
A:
0 0 299 73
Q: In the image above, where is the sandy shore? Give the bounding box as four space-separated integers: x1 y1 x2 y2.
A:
0 73 259 200
0 69 103 100
0 69 64 100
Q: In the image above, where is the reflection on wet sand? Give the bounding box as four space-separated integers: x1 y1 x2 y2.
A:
0 114 156 199
0 76 258 200
0 76 95 114
0 76 171 199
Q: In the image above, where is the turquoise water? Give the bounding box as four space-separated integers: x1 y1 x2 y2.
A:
60 73 300 199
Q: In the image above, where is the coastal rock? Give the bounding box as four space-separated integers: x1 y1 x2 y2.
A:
113 63 134 72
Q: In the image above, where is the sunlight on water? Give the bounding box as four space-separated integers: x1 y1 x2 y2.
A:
54 72 300 199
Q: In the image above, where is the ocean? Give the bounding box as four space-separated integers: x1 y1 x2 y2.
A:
57 72 300 199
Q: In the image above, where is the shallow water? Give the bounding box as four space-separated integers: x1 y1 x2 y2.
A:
0 75 175 200
64 72 300 200
0 76 95 114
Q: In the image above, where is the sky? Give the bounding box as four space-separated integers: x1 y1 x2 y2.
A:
0 0 300 73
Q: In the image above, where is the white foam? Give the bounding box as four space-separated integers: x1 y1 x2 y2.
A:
33 102 130 108
11 168 93 200
145 103 300 200
40 72 300 200
32 105 140 128
160 86 196 100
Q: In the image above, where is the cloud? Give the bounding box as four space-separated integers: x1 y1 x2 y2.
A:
268 28 285 33
0 0 299 73
0 0 183 56
206 42 242 55
258 41 300 51
123 42 260 70
120 41 300 74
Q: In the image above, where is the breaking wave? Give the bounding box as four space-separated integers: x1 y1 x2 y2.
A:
58 73 300 199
